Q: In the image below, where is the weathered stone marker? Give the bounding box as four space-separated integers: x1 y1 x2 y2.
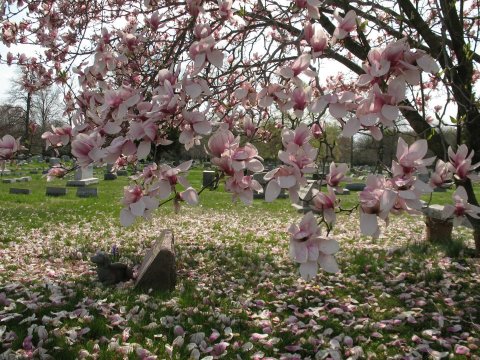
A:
202 170 216 189
2 178 16 183
135 230 176 292
104 163 117 180
46 187 67 196
67 164 99 186
76 187 98 198
9 188 31 195
117 169 128 176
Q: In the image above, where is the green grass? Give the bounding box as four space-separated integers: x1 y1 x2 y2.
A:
0 165 479 358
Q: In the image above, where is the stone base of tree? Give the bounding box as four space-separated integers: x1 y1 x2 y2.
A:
425 216 453 243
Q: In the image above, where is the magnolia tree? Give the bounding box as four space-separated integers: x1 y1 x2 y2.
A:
1 0 480 279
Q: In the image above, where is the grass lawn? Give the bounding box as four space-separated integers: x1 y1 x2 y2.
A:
0 165 479 359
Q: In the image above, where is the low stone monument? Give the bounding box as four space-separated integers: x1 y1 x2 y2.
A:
46 187 67 196
76 187 98 198
135 230 176 292
67 164 99 186
9 188 31 195
117 169 128 176
104 163 117 180
2 178 16 183
0 160 10 176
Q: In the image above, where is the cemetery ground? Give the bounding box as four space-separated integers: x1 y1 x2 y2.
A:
1 167 480 359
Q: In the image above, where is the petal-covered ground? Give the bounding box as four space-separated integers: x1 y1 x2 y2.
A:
1 207 479 359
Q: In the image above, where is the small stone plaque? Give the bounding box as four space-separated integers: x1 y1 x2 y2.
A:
334 188 351 195
2 179 16 183
135 230 176 292
9 188 31 195
18 176 32 182
76 187 98 198
117 170 128 176
46 187 67 196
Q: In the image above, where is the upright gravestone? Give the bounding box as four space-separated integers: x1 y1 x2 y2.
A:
46 187 67 196
202 170 216 189
135 230 176 292
0 160 11 176
10 188 31 195
104 163 117 180
292 182 317 213
49 157 61 166
67 164 99 186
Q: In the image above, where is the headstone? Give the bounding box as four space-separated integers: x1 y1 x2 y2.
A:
0 160 10 175
292 182 316 212
0 169 11 175
2 178 16 183
61 155 71 162
29 170 38 174
202 170 216 189
104 163 117 180
117 169 128 176
345 183 366 192
9 188 31 195
135 230 176 292
334 188 351 195
49 157 61 166
18 176 32 182
46 187 67 196
67 164 99 186
417 172 430 183
76 187 98 198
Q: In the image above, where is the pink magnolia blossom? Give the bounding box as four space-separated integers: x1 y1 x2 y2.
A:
120 185 160 227
264 165 304 203
0 134 21 160
294 0 321 19
311 186 338 225
71 133 105 167
207 127 237 158
333 9 357 41
179 110 212 150
218 0 233 19
223 143 264 172
152 160 195 200
443 186 480 226
41 125 73 149
311 123 323 139
393 138 435 176
288 86 312 118
304 22 328 57
279 54 312 79
326 162 348 190
447 144 480 181
225 171 263 205
281 123 311 148
288 212 339 279
359 175 397 237
45 166 68 181
429 159 452 188
189 25 224 75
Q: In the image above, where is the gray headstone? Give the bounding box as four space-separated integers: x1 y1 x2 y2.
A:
253 172 267 185
49 157 61 166
135 230 176 292
117 170 128 176
202 170 216 189
18 176 32 182
46 187 67 196
9 188 31 195
76 187 98 198
417 173 430 183
345 183 366 191
104 163 117 180
74 165 94 180
61 155 71 162
67 164 99 186
2 178 16 183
